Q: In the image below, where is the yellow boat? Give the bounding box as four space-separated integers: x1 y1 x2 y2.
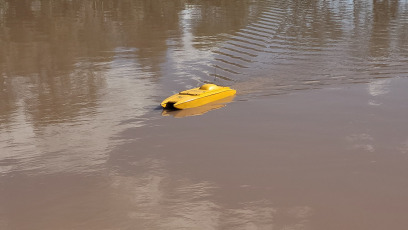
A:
161 84 236 109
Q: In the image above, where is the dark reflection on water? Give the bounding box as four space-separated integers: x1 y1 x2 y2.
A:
1 0 408 229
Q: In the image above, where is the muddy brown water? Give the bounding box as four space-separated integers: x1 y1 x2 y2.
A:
1 0 408 229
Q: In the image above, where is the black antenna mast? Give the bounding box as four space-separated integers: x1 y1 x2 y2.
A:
214 65 217 83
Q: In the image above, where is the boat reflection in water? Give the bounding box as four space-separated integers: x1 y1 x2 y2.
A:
162 96 235 118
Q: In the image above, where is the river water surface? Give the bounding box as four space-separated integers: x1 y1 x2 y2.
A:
1 1 408 229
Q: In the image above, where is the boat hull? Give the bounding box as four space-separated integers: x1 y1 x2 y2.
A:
162 96 235 117
161 84 236 109
173 89 236 109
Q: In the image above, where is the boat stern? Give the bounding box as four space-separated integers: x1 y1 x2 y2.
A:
161 98 177 109
161 94 193 109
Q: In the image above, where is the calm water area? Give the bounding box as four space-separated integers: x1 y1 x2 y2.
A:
1 0 408 229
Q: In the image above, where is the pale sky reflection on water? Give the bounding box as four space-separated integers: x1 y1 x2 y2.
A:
110 166 312 230
0 50 156 175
